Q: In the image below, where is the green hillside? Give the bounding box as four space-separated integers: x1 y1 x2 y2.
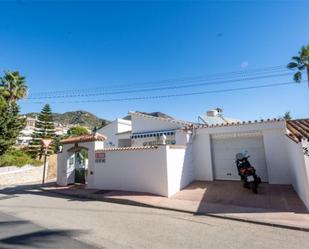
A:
25 110 109 129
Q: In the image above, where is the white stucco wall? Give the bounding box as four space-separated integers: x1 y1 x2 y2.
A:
98 119 131 147
262 130 291 184
0 164 45 186
131 114 182 133
192 133 213 181
57 144 71 186
286 138 309 209
175 130 191 145
117 120 132 133
166 145 194 196
88 144 194 197
89 146 170 196
98 123 117 147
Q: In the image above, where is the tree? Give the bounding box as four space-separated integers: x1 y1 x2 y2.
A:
28 104 56 159
0 103 25 155
0 71 27 156
67 126 89 137
0 71 27 106
283 111 292 120
287 44 309 86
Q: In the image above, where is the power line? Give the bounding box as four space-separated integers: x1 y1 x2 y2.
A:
27 72 291 99
29 66 287 96
28 65 287 97
29 81 301 104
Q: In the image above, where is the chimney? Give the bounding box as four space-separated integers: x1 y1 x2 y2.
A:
207 109 219 117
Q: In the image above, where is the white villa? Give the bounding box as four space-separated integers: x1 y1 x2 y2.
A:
17 117 70 146
57 110 309 210
17 117 37 146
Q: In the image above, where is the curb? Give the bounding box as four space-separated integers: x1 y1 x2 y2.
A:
43 189 309 232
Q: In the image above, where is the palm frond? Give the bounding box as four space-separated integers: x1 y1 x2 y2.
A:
298 65 306 70
287 62 298 69
293 71 302 82
292 56 301 63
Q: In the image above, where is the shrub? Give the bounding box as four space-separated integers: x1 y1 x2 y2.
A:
0 149 42 167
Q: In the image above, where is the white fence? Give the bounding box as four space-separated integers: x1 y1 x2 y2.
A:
166 144 194 196
88 145 192 197
0 164 45 186
286 137 309 209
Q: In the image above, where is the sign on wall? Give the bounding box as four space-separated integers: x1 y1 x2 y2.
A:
95 152 106 163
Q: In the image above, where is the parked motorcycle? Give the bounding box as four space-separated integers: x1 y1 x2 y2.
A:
235 152 261 194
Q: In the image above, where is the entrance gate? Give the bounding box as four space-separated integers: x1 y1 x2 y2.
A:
56 133 106 186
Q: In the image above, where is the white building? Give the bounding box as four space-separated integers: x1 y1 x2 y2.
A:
57 113 309 209
97 118 132 148
97 112 193 147
17 117 37 146
17 117 70 146
129 111 192 146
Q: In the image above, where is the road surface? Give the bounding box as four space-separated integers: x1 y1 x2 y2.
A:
0 184 309 249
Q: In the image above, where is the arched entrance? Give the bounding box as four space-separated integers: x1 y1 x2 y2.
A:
67 145 89 184
57 133 106 186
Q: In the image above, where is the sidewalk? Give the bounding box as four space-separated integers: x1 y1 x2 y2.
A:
42 182 309 231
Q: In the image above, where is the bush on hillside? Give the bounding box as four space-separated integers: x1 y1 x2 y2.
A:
0 149 42 167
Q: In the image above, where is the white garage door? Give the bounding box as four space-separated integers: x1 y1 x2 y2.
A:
212 136 268 182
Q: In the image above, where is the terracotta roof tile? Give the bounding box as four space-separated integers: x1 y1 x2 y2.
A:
287 119 309 142
192 118 284 129
96 146 158 151
61 133 106 144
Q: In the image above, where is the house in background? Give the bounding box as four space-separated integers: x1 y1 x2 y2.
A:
16 117 37 146
97 111 194 147
17 116 70 146
97 118 132 148
129 111 193 146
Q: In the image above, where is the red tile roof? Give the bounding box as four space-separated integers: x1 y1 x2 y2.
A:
61 133 106 144
96 146 158 151
191 118 285 130
287 119 309 142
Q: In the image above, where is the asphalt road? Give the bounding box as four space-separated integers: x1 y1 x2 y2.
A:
0 211 98 249
0 184 309 249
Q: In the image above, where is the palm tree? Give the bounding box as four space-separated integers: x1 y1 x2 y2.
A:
287 44 309 86
0 71 27 106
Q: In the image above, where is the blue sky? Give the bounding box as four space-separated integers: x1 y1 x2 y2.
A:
0 0 308 122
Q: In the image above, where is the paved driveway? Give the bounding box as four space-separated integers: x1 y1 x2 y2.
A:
172 181 307 212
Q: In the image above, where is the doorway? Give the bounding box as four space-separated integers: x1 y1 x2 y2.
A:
67 146 89 185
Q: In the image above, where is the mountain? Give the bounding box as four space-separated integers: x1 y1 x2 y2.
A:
25 110 109 129
136 111 174 119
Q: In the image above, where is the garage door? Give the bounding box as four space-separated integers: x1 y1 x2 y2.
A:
212 136 268 182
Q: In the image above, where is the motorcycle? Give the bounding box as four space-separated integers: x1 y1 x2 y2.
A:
235 152 261 194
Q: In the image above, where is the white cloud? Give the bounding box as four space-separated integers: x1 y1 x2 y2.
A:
241 61 249 68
